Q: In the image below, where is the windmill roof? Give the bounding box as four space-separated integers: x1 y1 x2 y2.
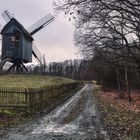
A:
1 18 34 40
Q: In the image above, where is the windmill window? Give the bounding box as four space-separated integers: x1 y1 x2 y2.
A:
10 34 20 42
11 29 20 42
11 36 16 42
14 33 20 41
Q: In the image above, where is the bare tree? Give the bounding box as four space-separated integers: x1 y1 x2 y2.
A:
55 0 140 100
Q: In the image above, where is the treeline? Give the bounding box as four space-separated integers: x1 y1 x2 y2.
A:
28 59 95 81
48 60 95 80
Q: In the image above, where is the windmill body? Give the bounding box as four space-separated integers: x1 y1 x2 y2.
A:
0 10 54 72
1 18 33 63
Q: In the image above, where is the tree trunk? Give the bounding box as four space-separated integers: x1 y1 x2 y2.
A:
116 67 122 98
124 65 132 102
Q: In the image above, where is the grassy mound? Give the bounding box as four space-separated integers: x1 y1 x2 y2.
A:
0 75 76 88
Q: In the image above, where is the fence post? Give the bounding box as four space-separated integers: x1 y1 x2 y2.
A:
25 88 28 106
28 88 33 113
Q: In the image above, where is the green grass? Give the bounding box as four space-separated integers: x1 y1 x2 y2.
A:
0 75 76 88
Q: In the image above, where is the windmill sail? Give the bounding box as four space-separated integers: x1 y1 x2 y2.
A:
32 44 44 66
2 10 12 23
27 13 54 35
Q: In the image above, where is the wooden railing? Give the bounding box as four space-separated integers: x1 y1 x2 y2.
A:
0 82 80 112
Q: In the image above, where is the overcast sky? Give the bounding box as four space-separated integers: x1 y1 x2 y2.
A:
0 0 81 64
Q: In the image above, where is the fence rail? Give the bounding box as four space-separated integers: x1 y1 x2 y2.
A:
0 82 80 112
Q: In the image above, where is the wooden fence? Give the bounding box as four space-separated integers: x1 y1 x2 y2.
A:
0 82 80 112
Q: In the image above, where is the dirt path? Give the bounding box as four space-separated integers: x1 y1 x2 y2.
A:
3 84 109 140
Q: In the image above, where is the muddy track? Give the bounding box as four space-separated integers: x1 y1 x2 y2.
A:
3 84 109 140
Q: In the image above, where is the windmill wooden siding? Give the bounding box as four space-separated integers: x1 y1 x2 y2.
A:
1 18 33 63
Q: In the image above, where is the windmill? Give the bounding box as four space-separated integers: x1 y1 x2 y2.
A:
0 10 54 72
